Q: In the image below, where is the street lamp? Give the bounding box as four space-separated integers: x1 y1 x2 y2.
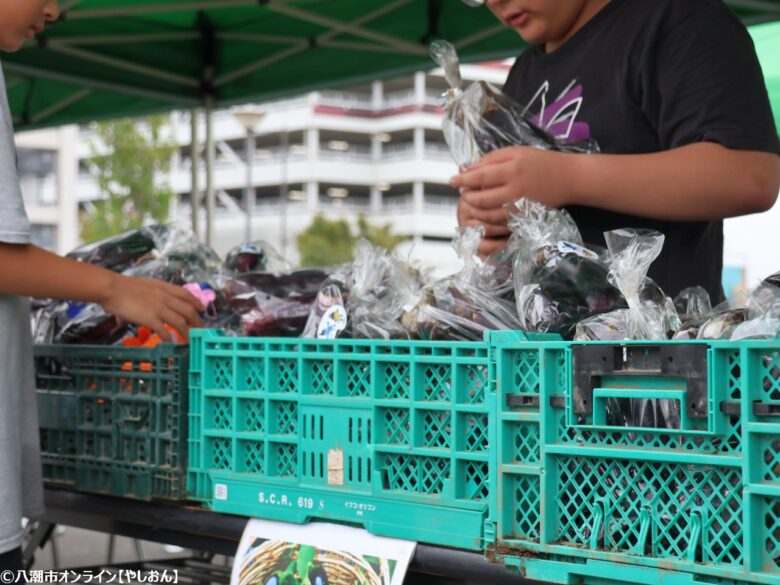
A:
232 107 265 243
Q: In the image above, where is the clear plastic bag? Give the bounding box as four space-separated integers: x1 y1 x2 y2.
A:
430 40 598 169
507 199 624 338
509 198 584 289
729 271 780 340
302 241 423 340
574 229 677 341
408 227 523 341
671 286 712 340
224 269 328 337
66 225 160 272
695 302 749 340
35 223 226 344
302 266 351 339
223 241 293 274
349 243 423 340
605 396 682 431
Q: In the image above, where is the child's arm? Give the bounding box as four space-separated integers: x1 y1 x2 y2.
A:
0 243 203 340
453 142 780 254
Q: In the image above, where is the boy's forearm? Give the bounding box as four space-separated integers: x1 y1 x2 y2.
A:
570 142 780 221
0 243 118 303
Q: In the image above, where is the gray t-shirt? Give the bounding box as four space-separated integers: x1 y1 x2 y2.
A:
0 62 45 554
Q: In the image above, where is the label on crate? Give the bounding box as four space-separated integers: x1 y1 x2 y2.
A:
317 304 348 339
214 483 228 501
328 449 344 486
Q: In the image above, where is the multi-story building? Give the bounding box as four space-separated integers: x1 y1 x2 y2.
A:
25 63 509 276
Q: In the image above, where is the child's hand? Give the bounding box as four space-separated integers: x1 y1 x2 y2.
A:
99 274 203 342
456 196 512 257
451 146 574 219
452 146 576 257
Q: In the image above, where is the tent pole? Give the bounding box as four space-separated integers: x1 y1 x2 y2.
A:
190 108 200 240
205 96 216 247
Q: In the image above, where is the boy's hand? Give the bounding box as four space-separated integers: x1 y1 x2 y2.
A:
99 274 204 342
452 146 576 256
451 146 575 220
456 196 512 257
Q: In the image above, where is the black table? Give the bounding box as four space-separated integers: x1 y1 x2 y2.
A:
41 489 533 585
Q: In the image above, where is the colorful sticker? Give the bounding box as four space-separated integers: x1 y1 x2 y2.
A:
317 305 348 339
557 240 599 260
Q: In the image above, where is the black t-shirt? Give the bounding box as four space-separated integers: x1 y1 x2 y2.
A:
503 0 780 302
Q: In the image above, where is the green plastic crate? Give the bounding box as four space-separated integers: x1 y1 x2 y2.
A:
487 332 780 585
187 329 493 550
35 343 189 500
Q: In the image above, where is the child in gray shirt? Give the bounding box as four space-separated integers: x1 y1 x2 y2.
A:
0 0 203 571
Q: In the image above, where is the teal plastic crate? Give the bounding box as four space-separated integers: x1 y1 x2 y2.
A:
35 343 189 500
487 332 780 585
187 329 493 550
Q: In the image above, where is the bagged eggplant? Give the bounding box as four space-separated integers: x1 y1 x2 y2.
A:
671 286 712 340
223 241 293 275
66 225 160 271
507 199 624 338
302 265 351 339
695 303 749 340
219 239 326 337
303 241 422 340
430 40 598 169
408 227 522 341
224 269 327 338
349 242 423 340
729 271 780 340
574 229 679 341
36 223 225 344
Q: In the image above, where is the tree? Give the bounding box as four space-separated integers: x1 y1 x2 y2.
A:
356 214 408 251
297 213 408 266
80 114 177 243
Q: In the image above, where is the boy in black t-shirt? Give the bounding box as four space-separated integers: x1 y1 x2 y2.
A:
451 0 780 301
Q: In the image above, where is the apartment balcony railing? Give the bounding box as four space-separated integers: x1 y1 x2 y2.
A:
319 145 373 161
204 193 454 217
382 89 443 109
424 144 453 160
380 194 457 213
317 91 373 110
382 143 416 160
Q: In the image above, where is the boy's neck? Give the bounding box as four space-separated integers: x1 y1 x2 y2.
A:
544 0 612 54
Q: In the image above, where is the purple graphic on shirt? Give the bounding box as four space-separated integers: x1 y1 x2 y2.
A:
527 81 591 142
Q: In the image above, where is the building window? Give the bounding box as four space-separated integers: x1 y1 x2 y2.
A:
30 224 57 251
17 148 57 207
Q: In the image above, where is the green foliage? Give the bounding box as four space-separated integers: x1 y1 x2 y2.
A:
80 114 177 243
356 214 408 252
297 213 408 267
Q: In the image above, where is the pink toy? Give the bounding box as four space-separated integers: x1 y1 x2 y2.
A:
184 283 217 312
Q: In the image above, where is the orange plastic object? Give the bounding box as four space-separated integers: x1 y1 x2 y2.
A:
121 324 184 372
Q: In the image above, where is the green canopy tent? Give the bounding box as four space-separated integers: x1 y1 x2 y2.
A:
3 0 779 241
3 0 528 129
4 0 780 129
